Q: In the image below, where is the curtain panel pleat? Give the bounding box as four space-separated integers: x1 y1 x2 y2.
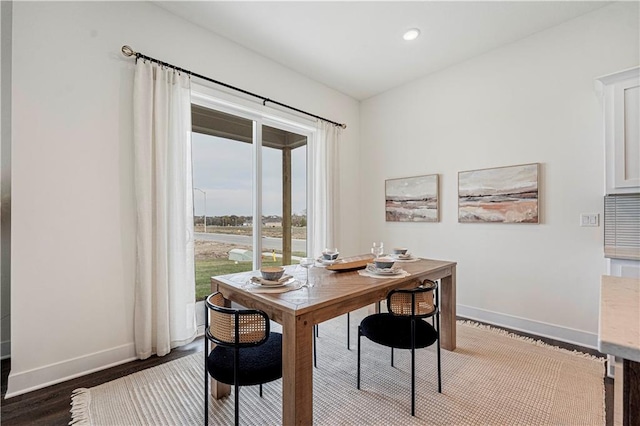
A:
133 61 196 359
310 122 341 257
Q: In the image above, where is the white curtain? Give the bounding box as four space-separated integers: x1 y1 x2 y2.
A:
133 61 196 359
309 121 341 258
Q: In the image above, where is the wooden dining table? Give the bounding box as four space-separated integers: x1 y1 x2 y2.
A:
210 256 457 425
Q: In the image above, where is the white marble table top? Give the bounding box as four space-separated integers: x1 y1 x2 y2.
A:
598 275 640 362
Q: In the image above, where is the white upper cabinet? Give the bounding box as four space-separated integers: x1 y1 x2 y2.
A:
597 67 640 194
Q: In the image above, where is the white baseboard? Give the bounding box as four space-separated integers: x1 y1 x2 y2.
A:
1 340 10 360
457 304 599 350
5 343 137 398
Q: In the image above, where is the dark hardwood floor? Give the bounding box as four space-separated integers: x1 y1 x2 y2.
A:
1 339 203 425
1 321 613 425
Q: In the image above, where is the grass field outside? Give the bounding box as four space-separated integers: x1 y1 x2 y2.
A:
193 227 307 300
195 258 280 300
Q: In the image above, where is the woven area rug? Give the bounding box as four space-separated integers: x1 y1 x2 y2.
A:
70 309 605 425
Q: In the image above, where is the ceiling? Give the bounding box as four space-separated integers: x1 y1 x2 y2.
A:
155 1 610 101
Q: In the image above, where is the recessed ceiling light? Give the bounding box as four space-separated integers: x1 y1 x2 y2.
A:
403 28 421 41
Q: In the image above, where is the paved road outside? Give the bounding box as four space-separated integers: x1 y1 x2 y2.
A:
195 232 306 252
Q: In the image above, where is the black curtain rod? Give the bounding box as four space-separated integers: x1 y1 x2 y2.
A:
121 45 347 129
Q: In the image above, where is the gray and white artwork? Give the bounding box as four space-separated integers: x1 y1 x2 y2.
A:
458 163 539 223
385 174 439 222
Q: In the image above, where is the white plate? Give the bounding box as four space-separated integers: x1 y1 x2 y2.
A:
372 269 403 276
365 264 403 276
391 253 412 260
317 257 339 265
250 276 295 287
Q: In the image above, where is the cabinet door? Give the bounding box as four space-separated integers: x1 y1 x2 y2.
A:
613 78 639 189
599 67 640 194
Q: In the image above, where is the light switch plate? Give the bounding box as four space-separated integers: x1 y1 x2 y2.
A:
580 213 599 227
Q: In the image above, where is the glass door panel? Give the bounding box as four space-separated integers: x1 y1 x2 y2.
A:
261 125 308 267
191 106 254 301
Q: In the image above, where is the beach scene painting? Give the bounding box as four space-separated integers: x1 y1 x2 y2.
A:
458 163 539 223
385 174 439 222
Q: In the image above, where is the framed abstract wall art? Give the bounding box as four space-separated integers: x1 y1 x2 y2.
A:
385 174 439 222
458 163 539 223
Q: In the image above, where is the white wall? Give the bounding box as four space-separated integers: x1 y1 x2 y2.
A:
360 2 639 346
7 1 360 396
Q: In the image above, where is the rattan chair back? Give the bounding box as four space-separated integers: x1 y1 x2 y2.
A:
387 279 438 318
205 292 269 348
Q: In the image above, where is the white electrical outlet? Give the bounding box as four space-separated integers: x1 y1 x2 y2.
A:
580 213 599 227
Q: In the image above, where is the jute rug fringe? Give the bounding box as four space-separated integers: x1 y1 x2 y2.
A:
69 388 91 425
457 320 606 363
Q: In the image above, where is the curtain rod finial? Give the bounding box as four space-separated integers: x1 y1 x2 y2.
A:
121 45 135 57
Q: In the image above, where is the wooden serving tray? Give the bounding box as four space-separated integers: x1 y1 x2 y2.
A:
325 254 375 272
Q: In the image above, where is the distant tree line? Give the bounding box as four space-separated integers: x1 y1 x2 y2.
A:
195 214 306 227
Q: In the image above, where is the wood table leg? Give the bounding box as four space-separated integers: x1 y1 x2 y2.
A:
440 266 457 351
210 377 231 399
282 313 313 425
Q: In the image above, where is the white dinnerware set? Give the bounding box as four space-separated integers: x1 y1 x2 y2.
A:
249 243 416 288
249 266 295 288
314 248 339 265
368 242 413 276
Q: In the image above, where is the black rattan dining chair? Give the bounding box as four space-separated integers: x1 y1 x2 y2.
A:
204 292 282 426
357 280 441 416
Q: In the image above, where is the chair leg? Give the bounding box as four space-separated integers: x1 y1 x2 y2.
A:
411 346 415 416
313 327 317 368
437 335 442 393
234 383 239 426
357 326 362 389
411 320 416 417
234 345 240 426
391 347 394 367
437 313 442 393
259 383 263 397
204 351 209 426
347 312 350 350
204 310 209 426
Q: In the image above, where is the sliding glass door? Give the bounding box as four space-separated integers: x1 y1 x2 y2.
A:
190 102 310 303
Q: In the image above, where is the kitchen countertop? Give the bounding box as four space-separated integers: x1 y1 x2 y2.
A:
598 275 640 362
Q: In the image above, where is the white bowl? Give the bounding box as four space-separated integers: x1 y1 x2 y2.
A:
374 258 395 269
322 249 339 260
260 266 285 281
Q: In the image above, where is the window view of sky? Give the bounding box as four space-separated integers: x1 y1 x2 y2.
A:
192 132 307 217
